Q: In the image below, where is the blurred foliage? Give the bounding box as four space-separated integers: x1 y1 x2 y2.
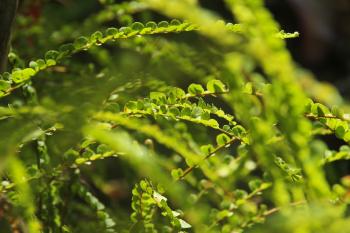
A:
0 0 350 232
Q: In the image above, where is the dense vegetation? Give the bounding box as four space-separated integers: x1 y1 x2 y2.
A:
1 0 350 232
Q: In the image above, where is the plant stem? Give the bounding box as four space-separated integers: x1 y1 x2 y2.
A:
0 0 18 72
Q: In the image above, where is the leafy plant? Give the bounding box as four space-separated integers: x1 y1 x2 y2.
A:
1 0 350 233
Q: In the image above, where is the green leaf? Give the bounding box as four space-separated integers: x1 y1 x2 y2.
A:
145 21 157 29
29 61 39 71
188 84 204 95
335 125 346 139
179 219 191 229
119 27 132 35
181 107 192 116
36 59 46 70
158 21 169 28
45 50 59 61
232 125 246 137
125 101 138 111
206 119 219 128
344 131 350 142
104 218 116 228
46 59 56 66
150 92 166 103
105 103 120 113
243 82 253 94
74 36 89 49
153 191 167 204
75 158 87 164
233 189 248 199
191 106 203 118
59 43 75 54
157 184 165 194
171 168 183 180
90 154 102 161
24 68 35 77
140 180 148 191
170 87 185 99
1 72 10 80
201 111 210 120
105 27 118 36
216 210 233 221
206 79 226 93
90 31 103 42
170 19 181 26
11 68 35 83
248 179 262 191
311 103 329 117
169 107 180 117
97 144 110 154
200 144 215 155
304 98 314 113
0 80 11 91
82 148 94 158
131 22 145 31
331 106 344 118
216 133 231 146
340 145 350 152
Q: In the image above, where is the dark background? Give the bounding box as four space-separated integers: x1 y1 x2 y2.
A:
202 0 350 98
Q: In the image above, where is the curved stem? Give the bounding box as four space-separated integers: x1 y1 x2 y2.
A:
180 137 239 179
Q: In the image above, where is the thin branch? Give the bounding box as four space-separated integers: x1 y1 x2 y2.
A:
180 137 239 179
263 200 306 216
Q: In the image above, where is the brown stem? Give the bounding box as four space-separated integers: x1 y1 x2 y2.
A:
180 137 239 179
305 113 340 120
0 0 18 73
263 200 306 216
